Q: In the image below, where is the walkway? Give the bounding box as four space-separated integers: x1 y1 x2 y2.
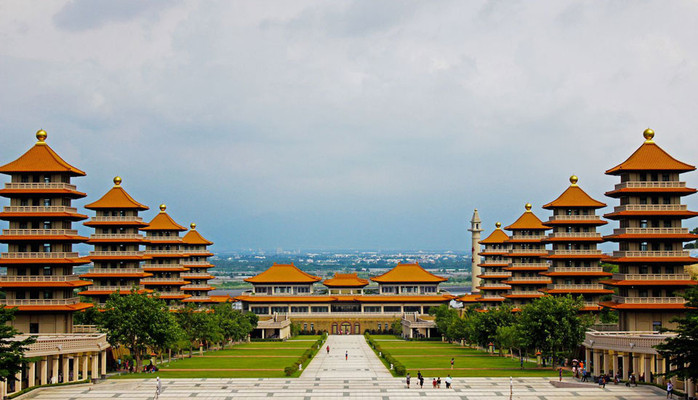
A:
301 334 392 379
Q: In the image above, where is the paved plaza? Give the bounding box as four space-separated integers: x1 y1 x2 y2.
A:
26 336 667 400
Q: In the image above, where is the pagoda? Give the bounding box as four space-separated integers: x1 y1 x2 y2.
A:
181 223 222 304
460 222 512 309
0 130 93 333
80 177 152 305
541 175 612 311
600 128 698 331
140 204 190 305
323 273 369 295
502 203 551 308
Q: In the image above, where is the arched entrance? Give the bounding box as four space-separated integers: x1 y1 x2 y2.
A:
340 322 351 334
331 323 338 334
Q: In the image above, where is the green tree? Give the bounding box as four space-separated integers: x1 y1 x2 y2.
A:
390 319 403 335
656 286 698 381
467 303 517 349
0 308 36 384
176 304 223 356
429 304 460 340
99 290 178 371
517 295 591 368
212 304 258 343
684 227 698 249
495 325 524 358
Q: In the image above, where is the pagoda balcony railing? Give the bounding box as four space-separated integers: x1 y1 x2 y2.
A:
88 268 146 274
90 233 144 240
612 228 689 235
549 215 601 221
547 232 601 239
611 295 685 304
508 290 544 295
479 283 511 289
583 301 602 308
141 278 188 283
3 206 78 213
549 249 603 255
613 204 687 212
611 273 693 281
182 260 211 266
276 312 406 317
185 295 211 300
90 216 143 223
509 262 549 268
0 274 83 282
72 325 100 334
479 272 512 277
151 290 185 296
142 263 185 269
509 249 547 254
549 283 606 290
181 272 213 279
612 250 690 258
1 252 80 259
4 297 80 306
88 285 143 291
182 284 212 290
89 251 146 257
614 181 687 190
145 237 182 242
144 249 184 255
507 277 551 282
2 229 79 236
480 294 506 299
4 182 78 191
548 266 604 273
510 234 546 240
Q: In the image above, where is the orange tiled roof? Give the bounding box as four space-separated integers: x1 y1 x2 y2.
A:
370 263 447 283
85 184 148 210
606 131 695 174
323 273 369 287
244 263 322 284
505 205 549 231
141 210 187 231
209 295 235 303
182 227 213 245
0 133 86 176
479 226 509 244
543 181 605 209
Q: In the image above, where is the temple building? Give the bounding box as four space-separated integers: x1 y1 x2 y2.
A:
140 204 190 305
0 130 108 396
541 175 612 311
598 128 698 330
502 203 551 308
80 177 152 305
236 262 453 337
181 223 230 305
459 222 511 309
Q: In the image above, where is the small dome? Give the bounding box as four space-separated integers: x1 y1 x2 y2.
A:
36 129 47 142
190 223 196 230
570 175 578 186
159 204 167 212
495 222 501 229
113 176 122 186
643 128 655 143
525 203 532 212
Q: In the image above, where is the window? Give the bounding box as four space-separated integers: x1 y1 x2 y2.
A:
43 199 51 207
662 173 670 182
310 323 314 331
29 323 39 334
653 321 662 332
310 306 328 313
43 266 52 276
296 286 310 294
364 306 381 313
404 306 420 313
250 307 269 315
384 306 401 312
271 306 288 314
381 286 396 294
290 306 308 313
303 323 307 330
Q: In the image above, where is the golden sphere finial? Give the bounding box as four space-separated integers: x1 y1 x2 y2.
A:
643 128 655 143
113 176 122 186
525 203 532 212
36 129 47 143
570 175 578 186
159 204 166 212
190 223 196 230
495 222 502 229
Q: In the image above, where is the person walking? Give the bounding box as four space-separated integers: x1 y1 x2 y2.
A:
445 375 452 389
155 376 162 399
599 374 606 389
345 350 348 361
559 367 563 382
450 358 455 370
667 381 674 399
432 378 437 388
406 373 411 389
437 377 441 388
326 345 330 354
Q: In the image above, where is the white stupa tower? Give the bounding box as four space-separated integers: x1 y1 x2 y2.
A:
468 209 483 293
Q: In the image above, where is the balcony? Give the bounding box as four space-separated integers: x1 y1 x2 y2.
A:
614 181 686 190
611 273 693 281
612 250 690 258
185 295 211 301
87 268 147 274
182 284 212 290
510 234 547 240
547 232 602 239
509 262 549 268
611 295 686 304
507 277 551 282
549 215 602 221
4 182 78 191
145 236 182 242
141 278 188 283
142 263 185 270
89 251 146 257
4 297 80 306
0 274 83 282
144 249 184 255
479 272 512 278
90 216 143 223
3 206 78 213
584 330 676 355
90 233 144 240
549 249 603 256
181 272 213 279
1 252 80 259
508 290 544 296
613 204 687 213
479 283 511 289
509 249 547 254
549 266 605 273
85 285 142 292
549 284 606 290
182 260 211 266
612 228 689 235
2 229 79 236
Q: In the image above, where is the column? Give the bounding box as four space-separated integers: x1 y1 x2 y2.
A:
621 353 629 380
100 350 107 377
40 357 48 386
82 354 89 381
28 362 36 387
603 350 611 374
585 348 591 367
14 371 22 392
593 350 601 377
612 352 619 376
656 356 665 385
643 356 652 383
72 356 78 382
632 354 639 377
62 356 69 383
91 353 99 380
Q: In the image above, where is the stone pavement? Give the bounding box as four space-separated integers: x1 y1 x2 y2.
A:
26 335 667 400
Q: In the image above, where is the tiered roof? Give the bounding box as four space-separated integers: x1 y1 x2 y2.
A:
543 176 606 209
606 129 695 174
245 263 322 284
370 263 447 283
182 225 214 245
323 273 369 287
141 205 188 231
505 204 549 230
0 130 86 176
85 177 149 210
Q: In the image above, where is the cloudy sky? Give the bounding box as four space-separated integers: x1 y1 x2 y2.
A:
1 1 697 251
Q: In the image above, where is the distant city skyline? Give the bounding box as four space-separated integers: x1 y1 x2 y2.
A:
1 2 697 251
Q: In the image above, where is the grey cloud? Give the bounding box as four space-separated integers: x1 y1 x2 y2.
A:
53 0 179 31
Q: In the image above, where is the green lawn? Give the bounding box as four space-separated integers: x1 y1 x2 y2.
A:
288 335 323 341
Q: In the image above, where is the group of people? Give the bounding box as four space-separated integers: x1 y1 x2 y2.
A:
405 371 453 389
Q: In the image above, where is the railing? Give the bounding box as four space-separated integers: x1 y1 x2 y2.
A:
550 284 606 290
141 278 189 283
142 263 185 269
0 274 82 282
479 272 512 277
182 260 211 266
5 182 78 191
584 330 675 354
614 181 686 190
613 204 687 212
88 268 146 274
479 283 511 289
18 332 109 357
90 216 143 223
90 233 144 240
612 273 693 281
509 249 547 254
4 297 80 306
3 206 78 213
510 234 547 240
85 285 141 291
1 252 80 259
613 228 689 235
181 272 213 279
144 249 184 254
611 295 686 304
548 266 604 273
506 277 551 282
72 325 99 333
185 295 211 300
182 284 212 289
547 232 601 238
276 312 406 317
549 249 603 255
507 291 544 296
509 262 550 268
549 215 601 221
2 229 78 236
151 290 185 296
612 250 690 258
89 251 146 257
145 236 181 241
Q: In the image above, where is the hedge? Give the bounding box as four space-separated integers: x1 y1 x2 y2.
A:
364 333 406 376
284 332 328 376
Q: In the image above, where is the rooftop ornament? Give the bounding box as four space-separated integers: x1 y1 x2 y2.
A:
113 176 122 186
159 204 166 212
643 128 655 143
36 129 47 144
569 175 578 186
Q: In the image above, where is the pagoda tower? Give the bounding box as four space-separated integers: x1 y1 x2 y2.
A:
468 209 484 293
181 223 217 305
600 128 698 331
541 175 612 311
461 222 511 309
140 204 190 306
0 129 93 333
80 177 152 305
502 203 551 309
